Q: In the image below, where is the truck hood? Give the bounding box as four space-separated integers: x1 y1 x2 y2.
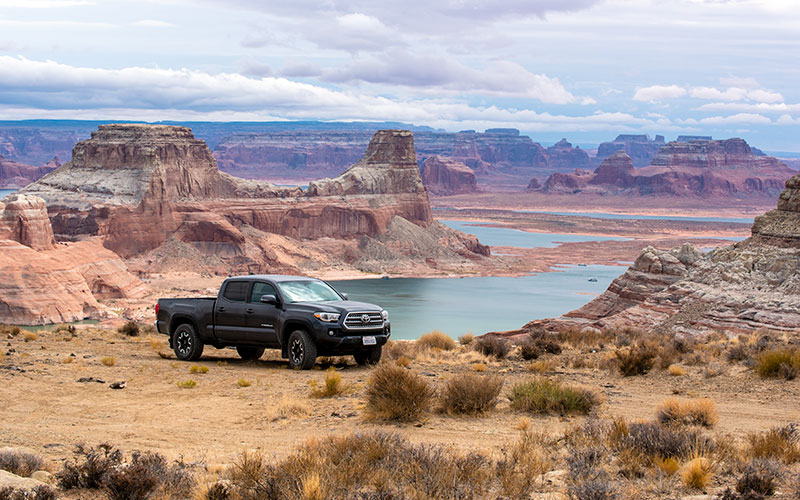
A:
291 300 383 314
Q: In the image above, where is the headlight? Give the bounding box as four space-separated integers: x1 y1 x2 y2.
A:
314 312 340 322
381 310 389 321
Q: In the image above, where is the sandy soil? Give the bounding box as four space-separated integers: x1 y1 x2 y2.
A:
2 326 798 471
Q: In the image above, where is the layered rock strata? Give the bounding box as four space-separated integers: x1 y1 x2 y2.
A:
539 139 795 197
0 155 56 189
0 194 146 325
21 125 488 278
420 155 478 195
595 134 665 167
498 174 800 336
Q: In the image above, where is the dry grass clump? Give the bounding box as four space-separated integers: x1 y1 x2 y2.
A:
177 379 197 389
615 341 658 376
310 367 349 398
474 335 510 359
22 332 38 342
458 333 474 346
382 340 414 360
364 363 434 422
237 379 252 388
471 362 487 372
394 355 412 367
746 423 800 464
118 320 140 337
668 364 686 376
100 356 116 367
755 348 800 380
58 444 193 500
440 374 503 415
226 431 498 500
417 330 456 351
496 424 554 498
526 360 556 373
727 459 784 498
0 325 22 337
656 397 719 428
681 454 713 489
190 365 208 374
0 485 57 500
508 377 599 415
0 449 44 477
52 324 76 335
267 396 311 421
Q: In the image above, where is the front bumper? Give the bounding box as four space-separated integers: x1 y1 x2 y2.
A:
312 321 390 353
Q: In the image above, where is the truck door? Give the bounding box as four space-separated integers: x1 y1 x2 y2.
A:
244 281 280 347
214 280 249 342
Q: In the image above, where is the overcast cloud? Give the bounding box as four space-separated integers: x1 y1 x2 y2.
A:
0 0 798 149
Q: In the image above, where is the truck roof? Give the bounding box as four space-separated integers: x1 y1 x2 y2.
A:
226 274 319 283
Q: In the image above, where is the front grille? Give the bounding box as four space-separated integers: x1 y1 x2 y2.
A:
344 311 383 329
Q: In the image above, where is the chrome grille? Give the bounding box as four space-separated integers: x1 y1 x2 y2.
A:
344 311 383 329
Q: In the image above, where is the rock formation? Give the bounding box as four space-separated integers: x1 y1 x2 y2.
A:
546 139 591 172
420 155 478 195
498 174 800 336
538 138 795 198
595 134 665 167
0 193 146 325
20 125 488 279
0 155 56 189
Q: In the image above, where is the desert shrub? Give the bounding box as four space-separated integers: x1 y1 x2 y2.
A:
495 426 553 499
190 365 208 374
527 360 556 373
615 341 657 376
747 423 800 464
527 328 563 354
0 325 21 337
0 449 44 477
52 324 75 335
310 367 348 398
682 455 714 489
440 374 502 415
417 330 456 351
655 456 681 476
364 363 434 422
615 422 697 461
471 362 487 372
177 379 196 389
734 459 783 497
508 377 599 415
203 482 231 500
237 379 251 388
474 335 510 359
727 343 750 363
458 333 474 346
383 340 413 360
0 485 57 500
567 478 617 500
101 356 116 367
58 445 192 499
519 339 541 360
394 355 412 367
656 398 719 428
118 321 140 337
22 332 37 342
566 446 607 481
668 364 686 376
754 348 800 379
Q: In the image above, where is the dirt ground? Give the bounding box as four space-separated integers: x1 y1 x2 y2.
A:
2 326 798 472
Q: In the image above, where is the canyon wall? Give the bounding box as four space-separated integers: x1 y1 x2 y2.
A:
595 134 665 167
500 173 800 336
420 156 478 195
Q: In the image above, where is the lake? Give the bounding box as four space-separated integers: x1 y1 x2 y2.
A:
330 264 622 340
440 220 629 249
0 189 16 199
510 209 753 224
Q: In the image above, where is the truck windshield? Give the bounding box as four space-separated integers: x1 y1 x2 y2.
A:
278 280 342 303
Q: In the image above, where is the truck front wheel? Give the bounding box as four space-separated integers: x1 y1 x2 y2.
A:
287 330 317 370
354 346 382 366
173 324 204 361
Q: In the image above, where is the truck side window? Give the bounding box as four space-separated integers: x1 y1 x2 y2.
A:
251 282 277 303
222 281 248 302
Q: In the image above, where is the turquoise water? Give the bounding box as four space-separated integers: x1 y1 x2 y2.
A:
510 210 753 224
330 264 623 340
440 220 630 249
0 189 16 199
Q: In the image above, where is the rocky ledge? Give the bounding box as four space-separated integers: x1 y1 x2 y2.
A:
500 173 800 336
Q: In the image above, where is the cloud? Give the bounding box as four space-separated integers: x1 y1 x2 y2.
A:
690 86 747 101
131 19 174 28
322 50 576 103
719 76 760 89
306 12 400 52
699 113 771 125
580 97 597 105
237 58 272 77
279 62 322 78
776 114 799 125
0 0 93 6
746 88 783 103
633 85 686 102
695 101 800 113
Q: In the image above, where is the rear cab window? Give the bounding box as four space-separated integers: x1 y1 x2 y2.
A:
222 280 248 302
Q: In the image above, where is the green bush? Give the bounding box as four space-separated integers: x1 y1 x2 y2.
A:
755 349 800 379
508 378 599 415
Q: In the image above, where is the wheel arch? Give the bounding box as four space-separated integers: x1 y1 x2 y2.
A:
280 319 313 356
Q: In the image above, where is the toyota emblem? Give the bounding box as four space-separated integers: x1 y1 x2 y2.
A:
360 314 371 324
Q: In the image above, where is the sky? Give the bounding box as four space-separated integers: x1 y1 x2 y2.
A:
0 0 799 150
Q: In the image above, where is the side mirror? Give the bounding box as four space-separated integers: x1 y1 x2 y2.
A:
260 294 278 304
341 293 349 300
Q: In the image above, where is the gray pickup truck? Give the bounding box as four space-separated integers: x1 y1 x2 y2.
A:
156 274 390 369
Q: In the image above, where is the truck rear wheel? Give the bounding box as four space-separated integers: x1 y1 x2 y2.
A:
173 323 204 361
354 346 382 366
236 346 265 361
287 330 317 370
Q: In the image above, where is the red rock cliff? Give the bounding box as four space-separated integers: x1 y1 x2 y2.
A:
421 155 478 195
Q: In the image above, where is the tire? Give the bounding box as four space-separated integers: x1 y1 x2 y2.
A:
237 346 265 361
173 323 204 361
287 330 317 370
353 346 382 366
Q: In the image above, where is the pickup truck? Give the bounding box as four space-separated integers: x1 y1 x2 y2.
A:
155 274 390 369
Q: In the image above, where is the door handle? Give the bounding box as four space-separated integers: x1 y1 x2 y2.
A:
218 307 226 312
246 308 254 314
